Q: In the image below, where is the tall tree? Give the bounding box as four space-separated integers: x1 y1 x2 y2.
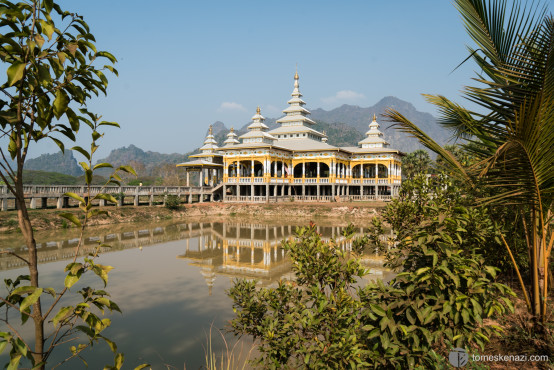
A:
0 1 129 368
385 0 554 323
401 149 431 179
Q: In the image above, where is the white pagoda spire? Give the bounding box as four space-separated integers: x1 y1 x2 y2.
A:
223 127 240 146
276 70 316 126
239 106 276 144
358 114 389 148
247 106 269 131
199 125 219 153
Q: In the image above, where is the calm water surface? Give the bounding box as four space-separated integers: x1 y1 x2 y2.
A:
0 219 393 369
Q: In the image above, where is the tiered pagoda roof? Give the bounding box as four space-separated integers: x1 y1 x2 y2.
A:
222 127 239 146
238 107 277 144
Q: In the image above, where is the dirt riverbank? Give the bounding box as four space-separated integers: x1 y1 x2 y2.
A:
0 201 387 234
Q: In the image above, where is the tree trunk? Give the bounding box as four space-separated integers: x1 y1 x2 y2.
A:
15 180 44 368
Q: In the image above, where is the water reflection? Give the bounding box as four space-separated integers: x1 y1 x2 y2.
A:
1 221 393 286
0 220 393 368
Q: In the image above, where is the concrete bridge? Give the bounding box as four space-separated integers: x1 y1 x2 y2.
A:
0 185 219 211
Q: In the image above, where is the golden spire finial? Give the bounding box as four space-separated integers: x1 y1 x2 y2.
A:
372 114 377 121
322 129 326 135
294 65 299 80
256 106 261 114
209 125 213 135
230 127 234 133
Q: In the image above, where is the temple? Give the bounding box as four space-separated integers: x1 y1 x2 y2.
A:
177 71 403 203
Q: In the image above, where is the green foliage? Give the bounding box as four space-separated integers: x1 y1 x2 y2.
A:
0 109 136 369
401 149 431 179
164 194 181 210
229 178 515 368
359 208 514 367
0 0 139 365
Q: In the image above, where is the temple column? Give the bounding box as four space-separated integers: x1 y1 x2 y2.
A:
251 159 254 177
374 162 378 197
302 161 305 178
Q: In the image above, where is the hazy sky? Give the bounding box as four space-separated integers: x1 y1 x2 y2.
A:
25 0 482 159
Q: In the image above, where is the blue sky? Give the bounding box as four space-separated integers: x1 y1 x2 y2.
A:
29 0 480 159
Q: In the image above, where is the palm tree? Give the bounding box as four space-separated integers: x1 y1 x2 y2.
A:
385 0 553 323
402 149 432 179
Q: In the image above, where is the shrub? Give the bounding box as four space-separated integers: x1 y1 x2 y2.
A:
164 194 181 210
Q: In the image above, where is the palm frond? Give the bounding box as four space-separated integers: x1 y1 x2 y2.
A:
383 109 473 185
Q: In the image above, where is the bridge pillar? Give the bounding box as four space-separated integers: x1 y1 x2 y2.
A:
99 199 106 207
134 195 139 206
56 196 69 209
1 198 7 211
149 194 154 206
222 185 226 202
118 196 124 207
199 192 204 203
30 197 37 209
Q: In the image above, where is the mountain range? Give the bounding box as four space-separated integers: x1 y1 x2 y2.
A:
21 97 452 177
212 96 450 152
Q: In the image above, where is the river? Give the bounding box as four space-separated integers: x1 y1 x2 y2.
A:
0 218 393 369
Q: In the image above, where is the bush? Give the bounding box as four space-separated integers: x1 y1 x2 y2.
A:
164 194 181 210
359 204 514 368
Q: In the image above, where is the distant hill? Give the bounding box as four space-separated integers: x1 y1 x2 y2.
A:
25 151 83 176
309 96 451 153
94 144 195 177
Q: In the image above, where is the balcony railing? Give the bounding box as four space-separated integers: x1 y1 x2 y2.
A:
222 176 401 185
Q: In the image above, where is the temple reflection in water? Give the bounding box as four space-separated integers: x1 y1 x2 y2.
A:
1 221 393 294
176 222 392 295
